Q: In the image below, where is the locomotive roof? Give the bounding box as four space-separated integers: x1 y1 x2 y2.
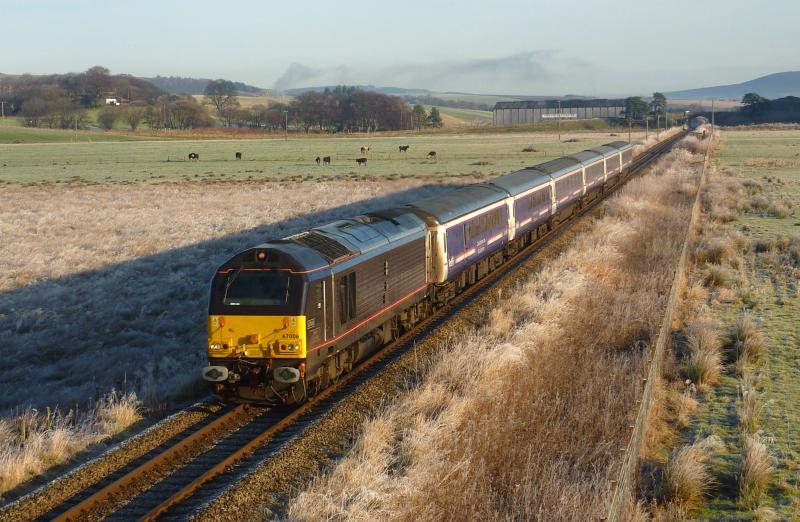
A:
407 184 507 224
267 209 426 268
604 140 633 151
529 156 582 178
222 209 427 275
486 168 552 197
567 150 604 165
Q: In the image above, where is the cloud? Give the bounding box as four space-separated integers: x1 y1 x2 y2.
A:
272 51 596 95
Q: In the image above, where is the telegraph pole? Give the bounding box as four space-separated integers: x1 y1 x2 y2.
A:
711 98 715 133
557 100 561 142
284 110 288 141
628 117 632 143
645 115 648 140
0 101 5 118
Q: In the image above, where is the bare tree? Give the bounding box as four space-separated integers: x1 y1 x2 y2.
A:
97 106 118 130
203 79 239 124
123 104 146 131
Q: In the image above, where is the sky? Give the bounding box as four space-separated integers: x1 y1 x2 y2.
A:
1 0 798 97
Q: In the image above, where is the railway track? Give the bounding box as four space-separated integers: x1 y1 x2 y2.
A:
10 130 687 522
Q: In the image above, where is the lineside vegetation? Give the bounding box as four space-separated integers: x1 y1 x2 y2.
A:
287 135 708 521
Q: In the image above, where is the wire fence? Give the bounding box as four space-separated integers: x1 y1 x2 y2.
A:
605 134 712 521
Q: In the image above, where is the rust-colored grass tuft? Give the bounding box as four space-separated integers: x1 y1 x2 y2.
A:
739 435 774 507
661 436 721 508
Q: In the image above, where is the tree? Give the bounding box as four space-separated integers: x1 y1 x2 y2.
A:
412 104 428 130
96 106 118 130
203 79 239 122
623 96 649 121
123 104 146 131
741 92 768 117
650 92 667 116
428 106 443 128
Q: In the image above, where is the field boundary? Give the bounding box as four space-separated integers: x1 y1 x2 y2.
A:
605 135 712 521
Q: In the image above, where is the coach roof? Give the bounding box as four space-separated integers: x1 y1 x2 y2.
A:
567 150 605 165
407 184 507 224
605 140 633 151
487 168 552 197
529 156 582 178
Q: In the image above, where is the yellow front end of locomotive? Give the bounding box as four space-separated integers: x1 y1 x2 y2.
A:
207 315 306 359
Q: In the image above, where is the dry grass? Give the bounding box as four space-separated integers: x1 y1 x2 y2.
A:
737 383 765 435
287 136 704 521
681 315 723 389
0 178 460 412
733 311 767 368
661 436 722 508
738 434 774 507
0 391 140 495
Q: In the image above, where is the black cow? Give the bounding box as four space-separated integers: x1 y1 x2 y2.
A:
235 152 242 160
188 152 199 161
399 145 410 152
315 156 321 165
355 157 368 166
323 156 331 165
426 151 437 159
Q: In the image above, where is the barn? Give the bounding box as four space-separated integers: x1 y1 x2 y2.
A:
492 99 626 126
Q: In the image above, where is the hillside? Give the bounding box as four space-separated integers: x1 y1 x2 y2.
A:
666 71 800 100
144 76 270 96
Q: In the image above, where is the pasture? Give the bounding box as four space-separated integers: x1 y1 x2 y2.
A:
429 106 494 126
0 117 153 145
683 128 800 519
0 129 645 186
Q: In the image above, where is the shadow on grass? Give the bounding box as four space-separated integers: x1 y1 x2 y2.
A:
0 183 457 413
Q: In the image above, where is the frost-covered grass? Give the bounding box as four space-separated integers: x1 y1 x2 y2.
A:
0 391 141 495
0 179 461 412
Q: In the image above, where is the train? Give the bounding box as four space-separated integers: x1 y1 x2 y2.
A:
202 140 634 404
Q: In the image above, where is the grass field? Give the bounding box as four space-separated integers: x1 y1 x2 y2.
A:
662 129 800 520
0 129 645 186
426 106 494 126
0 117 156 144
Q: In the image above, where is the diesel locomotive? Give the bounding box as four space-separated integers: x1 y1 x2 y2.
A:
202 141 634 404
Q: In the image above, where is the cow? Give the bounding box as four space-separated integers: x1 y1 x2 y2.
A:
426 151 437 160
323 156 331 165
188 152 199 161
360 146 370 154
315 156 321 165
399 145 410 152
235 152 242 160
355 157 368 166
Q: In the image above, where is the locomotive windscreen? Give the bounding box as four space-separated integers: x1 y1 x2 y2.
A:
222 270 293 306
209 269 304 315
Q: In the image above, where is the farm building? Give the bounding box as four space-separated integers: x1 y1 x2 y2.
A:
492 99 626 125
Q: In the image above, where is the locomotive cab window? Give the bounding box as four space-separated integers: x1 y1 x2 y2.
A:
222 270 291 306
338 272 357 324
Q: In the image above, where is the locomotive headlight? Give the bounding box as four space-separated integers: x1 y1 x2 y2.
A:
210 342 224 351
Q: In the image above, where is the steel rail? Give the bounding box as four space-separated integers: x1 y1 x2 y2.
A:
138 130 687 521
47 130 686 522
52 404 250 522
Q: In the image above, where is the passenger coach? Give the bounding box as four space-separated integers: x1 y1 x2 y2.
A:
202 140 637 403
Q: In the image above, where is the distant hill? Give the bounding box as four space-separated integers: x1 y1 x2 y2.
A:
144 76 270 96
666 71 800 100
